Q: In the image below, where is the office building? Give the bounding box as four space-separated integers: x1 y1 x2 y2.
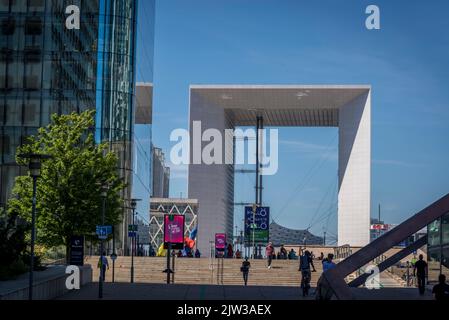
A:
428 213 449 283
152 146 170 198
0 0 155 253
189 85 371 255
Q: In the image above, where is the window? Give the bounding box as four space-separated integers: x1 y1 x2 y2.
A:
5 100 21 126
24 46 41 62
442 213 449 245
0 61 5 89
0 0 10 13
1 17 15 35
11 0 26 13
428 247 442 284
25 17 42 35
0 134 10 155
29 0 44 12
8 61 24 89
23 99 40 126
24 62 41 90
428 219 441 247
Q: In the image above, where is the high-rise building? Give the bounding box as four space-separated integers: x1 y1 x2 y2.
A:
0 0 155 253
151 146 170 198
428 213 449 284
132 82 153 253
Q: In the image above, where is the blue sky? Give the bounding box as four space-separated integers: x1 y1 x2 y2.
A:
136 0 449 241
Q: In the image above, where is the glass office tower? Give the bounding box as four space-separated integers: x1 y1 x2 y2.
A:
427 213 449 283
0 0 152 252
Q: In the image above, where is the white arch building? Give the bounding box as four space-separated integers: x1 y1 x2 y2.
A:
187 85 371 255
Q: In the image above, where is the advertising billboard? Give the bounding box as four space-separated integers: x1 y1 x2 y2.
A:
164 214 185 249
244 206 270 245
215 233 226 251
69 235 84 266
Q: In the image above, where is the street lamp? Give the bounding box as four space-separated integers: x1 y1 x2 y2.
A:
252 203 258 259
129 198 141 283
98 183 109 299
18 153 51 301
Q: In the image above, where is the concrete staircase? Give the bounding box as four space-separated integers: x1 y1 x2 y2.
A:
85 256 323 287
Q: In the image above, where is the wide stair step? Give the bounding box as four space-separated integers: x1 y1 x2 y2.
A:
86 256 322 287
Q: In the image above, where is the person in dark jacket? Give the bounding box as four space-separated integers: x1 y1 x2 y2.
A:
241 258 251 286
413 254 428 295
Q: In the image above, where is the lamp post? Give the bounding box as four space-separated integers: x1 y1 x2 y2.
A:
252 203 258 259
129 198 141 283
98 183 108 299
18 153 51 301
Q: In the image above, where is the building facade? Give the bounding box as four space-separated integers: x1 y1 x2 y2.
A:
131 82 153 253
151 146 170 198
188 85 371 255
149 198 198 250
427 212 449 283
0 0 155 253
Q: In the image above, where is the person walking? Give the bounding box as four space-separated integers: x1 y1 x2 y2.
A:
97 252 109 282
319 252 324 261
322 253 336 273
413 254 428 295
299 250 313 297
265 242 274 269
241 258 251 286
432 274 449 301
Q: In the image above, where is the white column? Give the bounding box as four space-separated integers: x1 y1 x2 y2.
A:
188 92 234 256
338 91 371 247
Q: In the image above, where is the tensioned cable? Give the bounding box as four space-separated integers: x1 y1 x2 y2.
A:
307 175 338 230
272 132 338 222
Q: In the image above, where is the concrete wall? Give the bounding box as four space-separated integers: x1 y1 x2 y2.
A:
338 92 371 246
188 92 234 256
0 265 92 300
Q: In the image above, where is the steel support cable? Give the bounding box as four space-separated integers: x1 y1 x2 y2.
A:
272 132 338 222
324 178 339 233
307 175 338 229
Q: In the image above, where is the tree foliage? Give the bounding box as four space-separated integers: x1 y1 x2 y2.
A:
0 207 30 279
7 110 125 253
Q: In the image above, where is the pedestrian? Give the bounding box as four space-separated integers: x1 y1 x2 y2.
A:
413 254 428 295
309 252 317 272
97 252 109 282
319 252 324 261
227 243 233 258
241 258 251 286
265 242 274 269
280 245 288 259
432 274 449 301
288 248 296 260
235 249 242 259
299 250 313 297
322 253 336 273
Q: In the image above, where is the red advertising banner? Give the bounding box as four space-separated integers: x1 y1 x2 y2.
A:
370 224 388 230
215 233 226 251
164 214 185 249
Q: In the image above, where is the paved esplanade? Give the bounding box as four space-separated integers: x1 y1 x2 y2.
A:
58 282 432 300
58 283 310 300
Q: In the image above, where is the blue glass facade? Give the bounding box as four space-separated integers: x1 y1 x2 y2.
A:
427 212 449 283
0 0 150 252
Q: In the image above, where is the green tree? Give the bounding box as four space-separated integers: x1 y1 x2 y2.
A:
7 110 125 260
0 207 30 279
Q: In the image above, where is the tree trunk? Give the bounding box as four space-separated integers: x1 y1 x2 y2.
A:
65 237 70 265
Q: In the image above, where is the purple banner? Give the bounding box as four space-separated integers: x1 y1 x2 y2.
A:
164 214 185 248
215 233 226 250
